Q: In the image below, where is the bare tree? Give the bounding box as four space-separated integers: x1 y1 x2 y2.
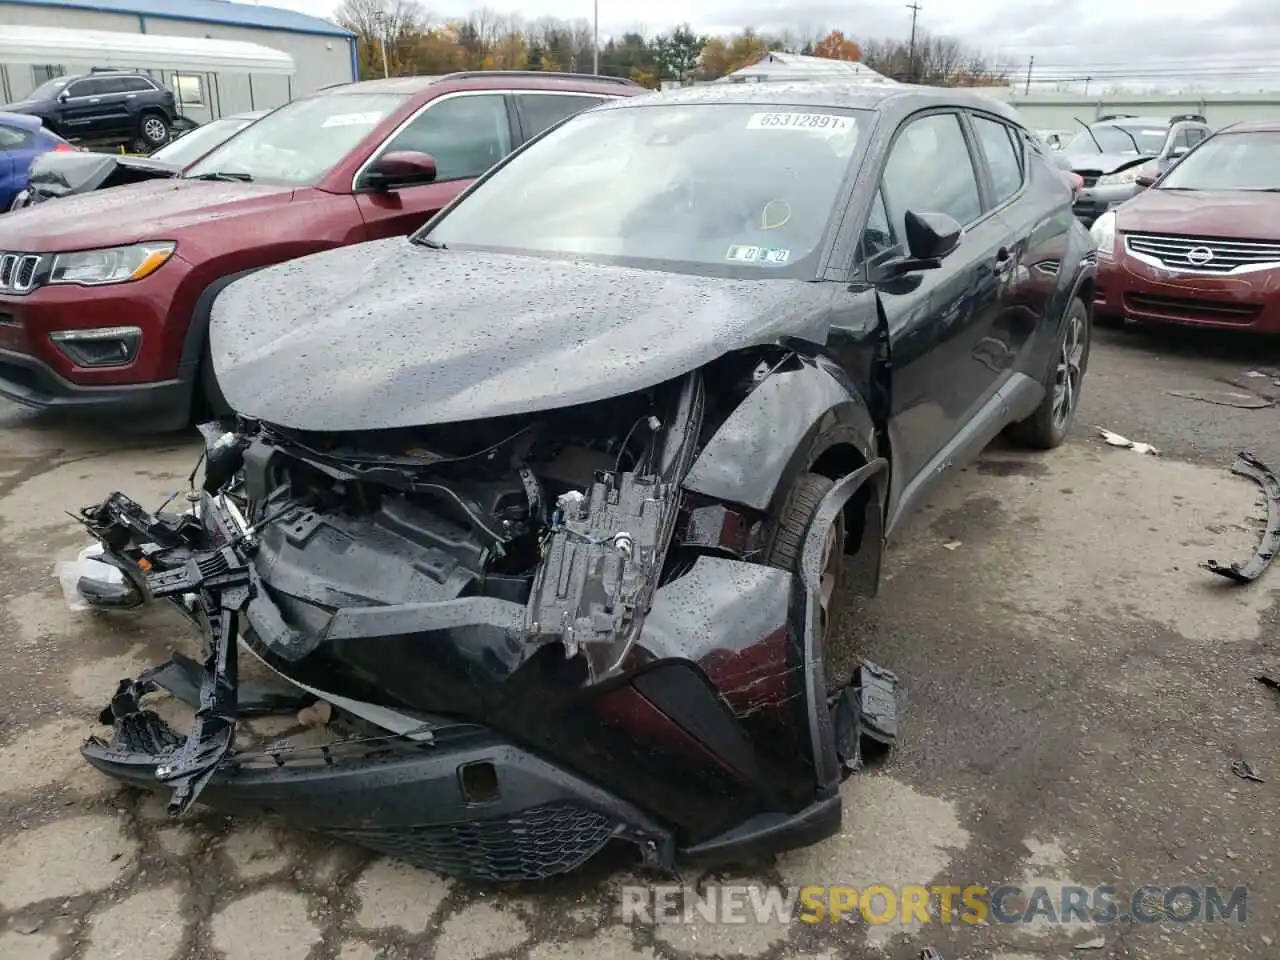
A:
335 0 425 75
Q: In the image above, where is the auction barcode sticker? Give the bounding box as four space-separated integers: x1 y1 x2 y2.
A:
746 112 854 135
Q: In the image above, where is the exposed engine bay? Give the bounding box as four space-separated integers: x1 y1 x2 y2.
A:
70 361 899 882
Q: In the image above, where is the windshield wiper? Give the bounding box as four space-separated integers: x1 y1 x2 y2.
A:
412 236 447 249
187 171 254 182
1072 116 1104 153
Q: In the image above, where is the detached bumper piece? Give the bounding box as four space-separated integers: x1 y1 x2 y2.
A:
85 688 674 881
85 536 254 815
1202 451 1280 584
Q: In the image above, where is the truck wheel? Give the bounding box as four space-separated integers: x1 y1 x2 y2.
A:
1007 296 1091 450
766 472 848 690
139 112 170 148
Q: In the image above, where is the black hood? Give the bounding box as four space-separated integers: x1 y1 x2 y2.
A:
26 152 179 201
210 239 835 432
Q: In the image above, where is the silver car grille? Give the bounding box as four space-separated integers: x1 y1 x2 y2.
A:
0 253 42 293
1125 233 1280 274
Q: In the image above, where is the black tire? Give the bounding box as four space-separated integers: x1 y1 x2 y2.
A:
1007 296 1091 450
766 472 852 691
139 112 170 148
766 472 837 572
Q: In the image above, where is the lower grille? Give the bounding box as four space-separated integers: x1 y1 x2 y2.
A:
320 802 620 881
1125 233 1280 273
1124 293 1262 325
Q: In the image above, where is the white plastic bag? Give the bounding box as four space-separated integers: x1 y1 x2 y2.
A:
54 543 126 611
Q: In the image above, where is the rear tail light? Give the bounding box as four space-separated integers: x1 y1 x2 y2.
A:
53 142 76 152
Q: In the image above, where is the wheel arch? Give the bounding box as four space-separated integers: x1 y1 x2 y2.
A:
682 358 886 594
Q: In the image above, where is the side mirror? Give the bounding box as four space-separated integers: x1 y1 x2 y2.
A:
363 150 437 192
905 210 962 260
57 92 70 103
872 210 962 280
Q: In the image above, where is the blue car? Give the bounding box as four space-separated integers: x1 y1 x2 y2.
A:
0 111 74 211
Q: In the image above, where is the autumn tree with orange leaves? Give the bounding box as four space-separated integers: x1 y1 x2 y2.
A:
812 30 861 62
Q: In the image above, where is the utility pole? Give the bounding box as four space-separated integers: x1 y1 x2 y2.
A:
905 2 921 83
1024 55 1033 95
592 0 599 75
372 12 389 78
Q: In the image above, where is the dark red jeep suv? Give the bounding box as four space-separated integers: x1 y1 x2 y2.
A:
0 71 641 428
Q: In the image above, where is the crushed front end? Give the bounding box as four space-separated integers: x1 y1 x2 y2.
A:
74 370 897 881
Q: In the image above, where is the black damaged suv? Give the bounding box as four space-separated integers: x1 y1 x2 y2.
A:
0 69 178 149
73 82 1098 881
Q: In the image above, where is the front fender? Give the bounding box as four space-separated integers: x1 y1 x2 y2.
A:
682 358 878 514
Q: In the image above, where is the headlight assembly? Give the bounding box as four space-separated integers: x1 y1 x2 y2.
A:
1090 211 1117 259
50 242 175 286
1096 165 1147 187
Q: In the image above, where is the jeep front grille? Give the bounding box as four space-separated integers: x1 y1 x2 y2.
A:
0 254 42 293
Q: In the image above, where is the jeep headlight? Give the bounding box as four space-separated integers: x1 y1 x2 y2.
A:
1096 165 1146 186
50 242 175 286
1090 211 1117 259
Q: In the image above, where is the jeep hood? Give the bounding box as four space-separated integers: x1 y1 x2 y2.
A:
1116 186 1280 237
0 177 294 251
211 238 835 432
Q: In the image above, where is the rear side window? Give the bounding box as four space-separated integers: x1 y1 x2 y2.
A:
881 112 982 235
65 79 103 97
972 115 1024 205
121 77 157 93
517 93 608 139
381 94 513 182
0 124 33 150
94 78 129 95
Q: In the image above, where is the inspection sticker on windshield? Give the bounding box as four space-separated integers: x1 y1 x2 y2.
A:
322 111 385 128
726 245 790 264
746 112 853 136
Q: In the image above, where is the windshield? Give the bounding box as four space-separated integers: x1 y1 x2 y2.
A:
183 93 406 185
27 78 66 101
1158 131 1280 190
152 115 261 167
1066 124 1167 156
420 102 867 274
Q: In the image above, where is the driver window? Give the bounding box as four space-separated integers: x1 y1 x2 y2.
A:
378 93 512 183
881 112 981 239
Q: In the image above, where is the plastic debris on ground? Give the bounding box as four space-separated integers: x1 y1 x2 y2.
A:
1167 388 1272 410
1074 935 1107 950
53 543 125 611
1231 759 1265 783
1096 427 1159 455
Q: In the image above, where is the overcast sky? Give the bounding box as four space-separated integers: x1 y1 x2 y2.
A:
272 0 1280 89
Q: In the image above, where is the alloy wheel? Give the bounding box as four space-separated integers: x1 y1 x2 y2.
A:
1052 310 1086 431
144 118 166 143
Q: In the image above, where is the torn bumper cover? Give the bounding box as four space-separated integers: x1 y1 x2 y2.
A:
1203 451 1280 584
75 416 897 881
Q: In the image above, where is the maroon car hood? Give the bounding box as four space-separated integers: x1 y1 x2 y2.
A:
0 178 296 251
1118 188 1280 239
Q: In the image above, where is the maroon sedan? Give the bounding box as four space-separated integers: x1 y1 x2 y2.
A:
1092 120 1280 334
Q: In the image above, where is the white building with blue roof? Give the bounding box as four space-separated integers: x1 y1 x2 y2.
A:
0 0 355 119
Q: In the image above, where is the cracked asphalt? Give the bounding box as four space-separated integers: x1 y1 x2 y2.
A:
0 322 1277 960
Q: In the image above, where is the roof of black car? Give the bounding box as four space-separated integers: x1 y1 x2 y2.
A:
594 79 1022 121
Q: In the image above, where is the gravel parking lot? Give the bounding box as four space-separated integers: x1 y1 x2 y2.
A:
0 325 1277 960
